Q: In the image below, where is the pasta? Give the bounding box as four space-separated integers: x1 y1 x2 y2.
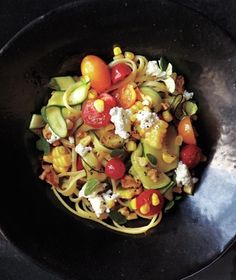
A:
30 46 204 234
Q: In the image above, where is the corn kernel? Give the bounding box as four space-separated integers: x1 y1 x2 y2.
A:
162 110 173 122
53 164 68 173
130 114 137 122
88 89 98 100
175 135 183 146
162 151 176 163
113 54 124 60
52 146 67 157
140 203 150 215
151 193 160 206
126 140 137 152
79 135 91 146
136 101 143 109
113 46 122 56
129 198 137 210
143 106 151 112
124 51 135 60
93 99 105 113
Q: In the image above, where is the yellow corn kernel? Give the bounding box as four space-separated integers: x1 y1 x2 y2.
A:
138 157 149 167
113 46 122 56
79 135 91 146
162 110 173 122
53 154 71 167
136 101 143 109
126 140 137 152
130 114 137 122
129 198 137 210
43 154 53 163
127 213 138 220
175 135 183 146
142 106 151 112
151 193 160 206
106 199 116 209
162 151 176 163
124 51 135 60
52 146 68 157
140 203 150 215
88 89 98 100
53 164 68 173
93 99 105 113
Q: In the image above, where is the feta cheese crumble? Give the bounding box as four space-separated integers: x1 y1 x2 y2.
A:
136 110 159 129
146 60 165 77
109 107 131 139
175 161 193 187
75 143 92 157
46 126 60 144
183 90 194 100
68 136 75 144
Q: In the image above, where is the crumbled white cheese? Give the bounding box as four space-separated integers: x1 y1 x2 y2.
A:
68 136 75 144
183 90 194 100
175 161 193 187
142 99 151 106
146 60 165 77
88 196 106 217
109 107 131 139
46 126 60 144
75 143 92 157
136 110 159 129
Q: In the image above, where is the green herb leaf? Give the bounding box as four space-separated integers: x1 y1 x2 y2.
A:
111 149 124 157
84 179 100 196
164 200 175 212
146 153 157 165
36 138 50 155
175 195 182 201
159 57 168 71
109 209 127 225
183 101 198 116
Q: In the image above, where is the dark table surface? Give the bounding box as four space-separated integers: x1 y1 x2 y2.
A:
0 0 236 279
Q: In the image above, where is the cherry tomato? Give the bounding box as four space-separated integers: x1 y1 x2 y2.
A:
115 84 137 109
111 63 132 84
77 156 84 171
105 158 126 180
136 190 164 217
178 116 196 145
81 55 111 93
99 93 117 108
180 144 202 168
135 87 143 101
82 99 111 128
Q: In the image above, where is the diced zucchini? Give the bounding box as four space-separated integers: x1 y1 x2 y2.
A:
48 91 65 106
140 86 162 112
48 76 76 91
41 106 47 123
45 106 67 138
29 114 45 129
66 82 90 105
61 104 81 118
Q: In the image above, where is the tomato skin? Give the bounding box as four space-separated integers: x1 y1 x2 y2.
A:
111 63 132 84
77 157 84 171
180 144 202 168
105 158 126 180
136 190 164 217
81 55 111 93
115 84 137 109
178 116 196 145
82 99 111 128
99 93 117 108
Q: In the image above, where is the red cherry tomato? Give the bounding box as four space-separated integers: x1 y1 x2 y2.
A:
178 116 196 145
105 158 126 180
99 93 117 108
113 84 137 109
81 55 111 93
111 63 132 84
180 144 202 168
82 99 111 128
77 156 84 171
136 190 164 217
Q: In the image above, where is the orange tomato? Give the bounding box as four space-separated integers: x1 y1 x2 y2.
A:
178 116 196 145
118 84 137 109
81 55 111 93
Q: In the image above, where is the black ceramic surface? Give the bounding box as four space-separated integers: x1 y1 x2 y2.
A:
0 1 236 280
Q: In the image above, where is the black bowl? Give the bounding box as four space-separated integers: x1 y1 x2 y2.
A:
0 1 236 279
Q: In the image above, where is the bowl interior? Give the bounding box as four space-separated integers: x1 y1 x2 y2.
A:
0 1 236 279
